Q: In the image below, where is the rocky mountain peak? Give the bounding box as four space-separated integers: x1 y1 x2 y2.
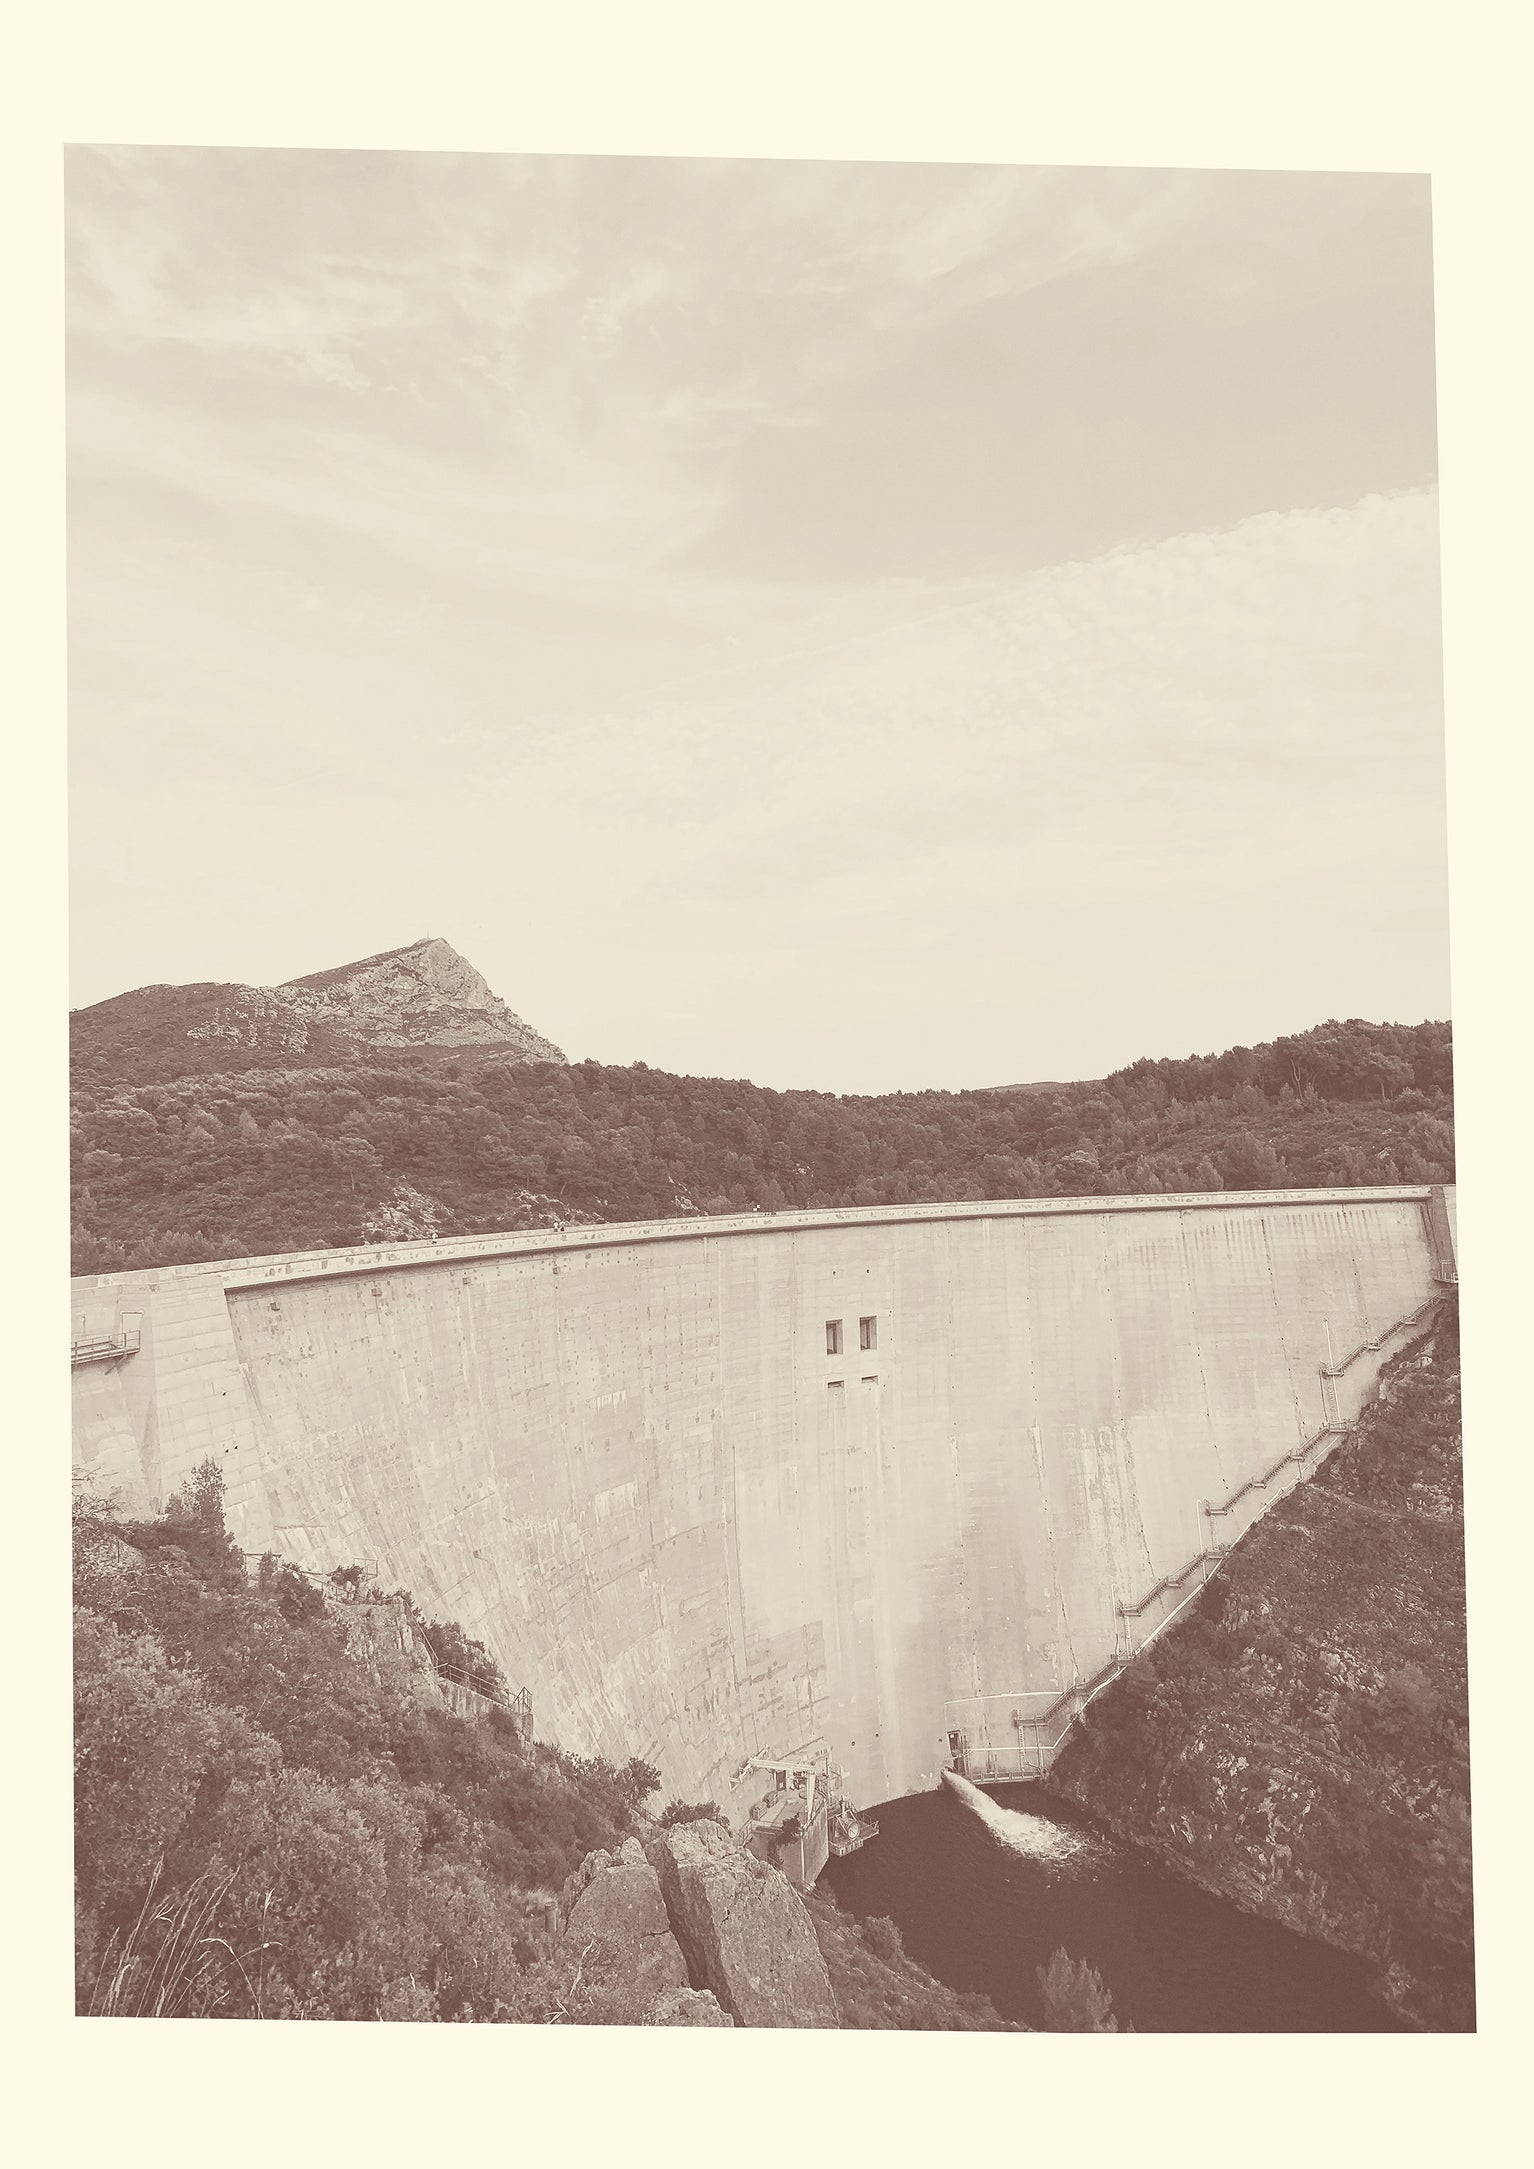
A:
71 937 567 1082
275 937 565 1057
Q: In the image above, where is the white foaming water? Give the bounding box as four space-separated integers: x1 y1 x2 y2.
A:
942 1770 1096 1865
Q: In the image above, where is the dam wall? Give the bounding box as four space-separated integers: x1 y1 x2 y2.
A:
71 1187 1455 1818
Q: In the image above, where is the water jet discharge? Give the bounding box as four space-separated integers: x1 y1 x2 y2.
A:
72 1186 1457 1825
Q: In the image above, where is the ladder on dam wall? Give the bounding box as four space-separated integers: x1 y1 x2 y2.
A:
949 1290 1451 1783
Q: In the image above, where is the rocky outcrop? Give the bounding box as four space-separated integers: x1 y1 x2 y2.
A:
557 1839 696 2018
358 1182 449 1243
278 938 565 1058
184 990 313 1053
73 937 565 1079
325 1590 444 1703
645 1986 734 2026
643 1819 839 2029
552 1824 1015 2029
553 1822 840 2027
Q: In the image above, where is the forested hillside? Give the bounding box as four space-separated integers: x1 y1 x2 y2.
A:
73 1468 1006 2026
71 1016 1453 1274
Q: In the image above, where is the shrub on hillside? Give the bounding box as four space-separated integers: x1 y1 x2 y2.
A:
72 1467 645 2018
802 1889 1014 2030
1036 1947 1121 2032
657 1798 729 1828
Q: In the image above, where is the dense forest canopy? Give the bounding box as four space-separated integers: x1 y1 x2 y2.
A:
70 1015 1453 1274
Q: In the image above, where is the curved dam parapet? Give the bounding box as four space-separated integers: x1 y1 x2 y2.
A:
71 1186 1455 1820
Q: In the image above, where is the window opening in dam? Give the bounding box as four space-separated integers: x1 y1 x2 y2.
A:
860 1316 878 1350
828 1379 844 1393
826 1319 843 1354
862 1375 878 1386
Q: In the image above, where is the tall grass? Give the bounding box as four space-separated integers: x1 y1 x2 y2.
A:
87 1862 271 2018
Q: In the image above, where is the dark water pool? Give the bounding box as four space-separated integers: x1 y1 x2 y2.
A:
821 1781 1404 2032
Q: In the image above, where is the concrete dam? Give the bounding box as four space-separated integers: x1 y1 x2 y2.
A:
71 1186 1458 1825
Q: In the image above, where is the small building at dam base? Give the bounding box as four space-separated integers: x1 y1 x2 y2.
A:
71 1185 1457 1834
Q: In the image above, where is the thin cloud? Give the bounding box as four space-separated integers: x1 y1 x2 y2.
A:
66 150 1445 1091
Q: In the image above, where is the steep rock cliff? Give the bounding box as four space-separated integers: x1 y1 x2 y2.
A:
1045 1313 1472 2030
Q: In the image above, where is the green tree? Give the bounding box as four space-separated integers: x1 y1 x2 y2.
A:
861 1915 906 1967
73 1609 272 1924
1036 1947 1120 2032
158 1459 246 1582
618 1756 661 1809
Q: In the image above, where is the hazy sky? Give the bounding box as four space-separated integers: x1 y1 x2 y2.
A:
66 149 1446 1091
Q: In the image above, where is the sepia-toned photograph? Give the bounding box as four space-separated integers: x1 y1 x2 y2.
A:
66 144 1469 2035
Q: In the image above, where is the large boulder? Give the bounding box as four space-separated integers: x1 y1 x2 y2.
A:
644 1820 839 2029
559 1838 691 2015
